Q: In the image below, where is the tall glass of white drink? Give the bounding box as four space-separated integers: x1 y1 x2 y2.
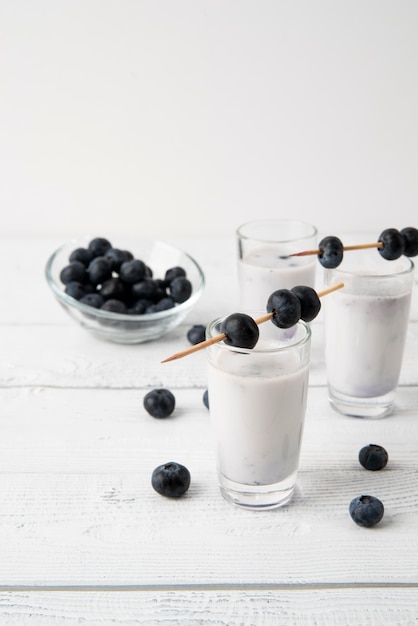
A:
206 315 311 509
237 219 318 310
324 251 414 418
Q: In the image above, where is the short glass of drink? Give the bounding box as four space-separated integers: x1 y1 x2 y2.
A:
236 219 318 310
324 251 414 418
206 315 311 509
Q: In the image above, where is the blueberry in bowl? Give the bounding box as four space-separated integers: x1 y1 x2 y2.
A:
45 236 205 344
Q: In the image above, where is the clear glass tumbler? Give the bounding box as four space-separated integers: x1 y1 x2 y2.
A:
324 251 414 418
236 219 318 310
206 315 311 509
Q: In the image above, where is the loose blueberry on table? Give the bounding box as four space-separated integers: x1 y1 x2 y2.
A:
143 388 176 418
349 495 384 527
187 324 207 345
151 462 191 498
358 444 388 471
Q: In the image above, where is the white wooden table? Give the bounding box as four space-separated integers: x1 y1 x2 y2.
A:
1 235 418 625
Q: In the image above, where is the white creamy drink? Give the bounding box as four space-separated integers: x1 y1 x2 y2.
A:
206 319 311 508
324 251 414 418
325 291 412 398
208 348 309 485
238 244 316 310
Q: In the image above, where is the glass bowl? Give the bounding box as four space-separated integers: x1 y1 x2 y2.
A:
45 236 205 344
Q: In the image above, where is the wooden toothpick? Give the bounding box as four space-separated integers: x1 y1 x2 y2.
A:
161 282 344 363
290 241 383 257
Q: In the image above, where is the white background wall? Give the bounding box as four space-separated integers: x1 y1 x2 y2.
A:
1 0 417 241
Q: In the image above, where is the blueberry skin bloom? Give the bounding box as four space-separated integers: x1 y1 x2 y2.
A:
378 228 404 260
358 444 389 471
318 236 344 269
266 289 301 329
221 313 259 349
143 388 176 418
349 495 384 527
151 462 191 498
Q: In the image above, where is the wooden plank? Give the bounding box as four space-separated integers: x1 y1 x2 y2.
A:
0 386 417 586
0 467 417 588
0 588 417 625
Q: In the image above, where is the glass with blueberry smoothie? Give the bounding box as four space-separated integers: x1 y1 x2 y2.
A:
237 219 318 310
324 250 414 418
206 314 311 509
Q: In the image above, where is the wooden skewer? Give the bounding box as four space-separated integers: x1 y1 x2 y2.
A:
161 282 344 363
290 241 383 257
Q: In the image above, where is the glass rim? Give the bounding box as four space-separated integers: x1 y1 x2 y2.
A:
206 313 311 355
236 219 318 244
325 256 415 281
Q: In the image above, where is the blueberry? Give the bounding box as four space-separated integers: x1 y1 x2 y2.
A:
221 312 259 349
165 266 186 284
128 298 153 314
202 389 209 409
378 228 404 260
146 297 175 313
69 247 93 266
187 324 206 345
99 277 127 301
358 444 388 471
65 281 88 300
318 236 344 269
143 388 176 418
100 299 127 314
291 285 321 322
349 495 384 527
131 279 161 301
105 248 131 272
88 237 112 257
169 277 192 304
151 461 191 498
400 227 418 257
119 259 147 284
79 293 105 308
87 256 113 286
266 289 301 329
60 261 88 285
